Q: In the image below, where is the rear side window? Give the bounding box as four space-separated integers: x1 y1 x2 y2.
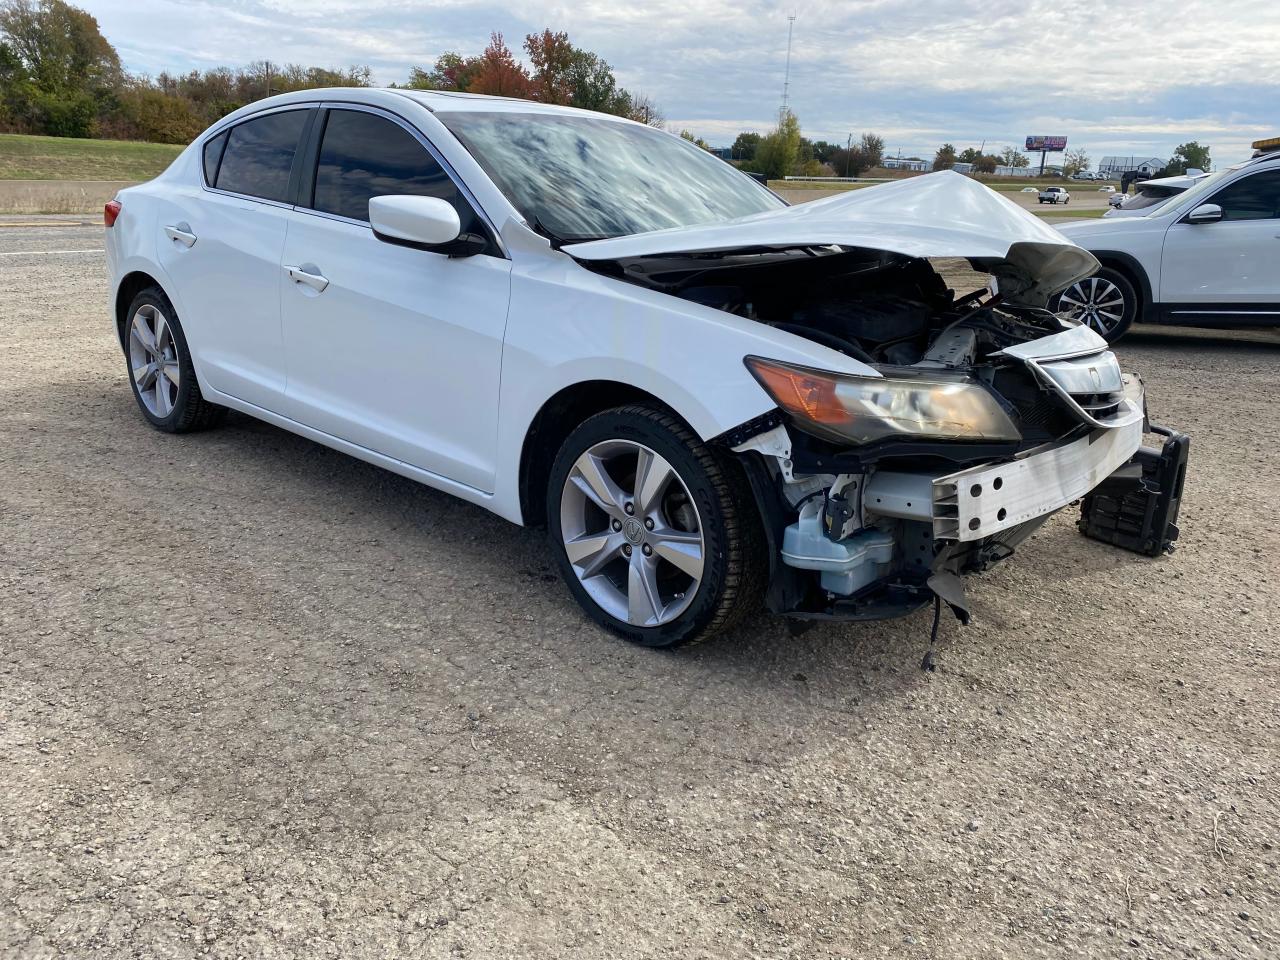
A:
214 109 309 203
310 109 462 223
202 131 227 185
1209 170 1280 221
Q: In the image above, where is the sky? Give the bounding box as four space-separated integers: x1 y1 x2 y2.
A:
82 0 1280 167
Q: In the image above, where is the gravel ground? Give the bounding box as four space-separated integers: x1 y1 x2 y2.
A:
1 219 1277 959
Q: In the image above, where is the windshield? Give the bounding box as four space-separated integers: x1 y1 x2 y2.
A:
438 111 784 241
1143 164 1241 216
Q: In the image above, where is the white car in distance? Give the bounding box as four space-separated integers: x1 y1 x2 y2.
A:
104 88 1180 649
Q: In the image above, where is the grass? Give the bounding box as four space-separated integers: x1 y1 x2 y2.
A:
0 133 183 181
1033 207 1108 219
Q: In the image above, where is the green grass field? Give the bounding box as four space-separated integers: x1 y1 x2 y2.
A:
0 133 183 181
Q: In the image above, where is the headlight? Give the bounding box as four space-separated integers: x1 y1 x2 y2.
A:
745 357 1021 445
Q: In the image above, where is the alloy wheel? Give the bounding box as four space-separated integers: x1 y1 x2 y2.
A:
127 303 181 417
559 439 705 627
1057 276 1127 337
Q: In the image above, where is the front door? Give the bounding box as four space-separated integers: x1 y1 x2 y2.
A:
1160 168 1280 319
279 107 512 493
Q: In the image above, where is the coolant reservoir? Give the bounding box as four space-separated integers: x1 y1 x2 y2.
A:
781 502 896 596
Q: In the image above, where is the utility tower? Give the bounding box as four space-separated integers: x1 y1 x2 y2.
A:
780 14 796 119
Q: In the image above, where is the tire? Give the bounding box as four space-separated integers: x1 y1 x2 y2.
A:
547 404 765 648
121 286 226 433
1052 267 1138 342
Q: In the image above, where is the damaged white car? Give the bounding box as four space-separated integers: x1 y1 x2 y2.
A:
105 89 1188 651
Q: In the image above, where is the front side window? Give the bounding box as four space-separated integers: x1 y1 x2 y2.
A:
438 111 784 242
214 109 309 203
310 110 461 223
1207 169 1280 221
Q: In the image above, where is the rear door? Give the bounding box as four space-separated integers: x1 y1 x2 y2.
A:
1160 168 1280 320
278 105 511 493
156 106 313 410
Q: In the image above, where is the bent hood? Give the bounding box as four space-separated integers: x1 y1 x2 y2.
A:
563 170 1098 307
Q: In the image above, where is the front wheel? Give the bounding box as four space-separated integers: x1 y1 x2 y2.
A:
1053 268 1138 342
547 405 765 648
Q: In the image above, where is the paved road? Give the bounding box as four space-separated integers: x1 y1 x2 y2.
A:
2 220 1277 959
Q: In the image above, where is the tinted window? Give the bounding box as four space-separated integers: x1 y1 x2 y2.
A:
215 109 308 203
1209 170 1280 221
202 132 227 185
311 110 460 223
438 111 783 241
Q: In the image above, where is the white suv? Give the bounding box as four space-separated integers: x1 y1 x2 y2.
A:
1054 142 1280 340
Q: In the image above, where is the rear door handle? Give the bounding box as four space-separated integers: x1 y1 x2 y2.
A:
163 222 197 247
284 264 330 293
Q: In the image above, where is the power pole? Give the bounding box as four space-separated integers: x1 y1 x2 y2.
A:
780 14 796 120
846 133 853 178
265 61 272 98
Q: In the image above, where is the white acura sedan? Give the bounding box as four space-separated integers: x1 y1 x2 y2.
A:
105 88 1186 649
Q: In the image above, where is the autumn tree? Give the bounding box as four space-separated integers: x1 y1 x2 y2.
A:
933 142 957 170
466 32 532 98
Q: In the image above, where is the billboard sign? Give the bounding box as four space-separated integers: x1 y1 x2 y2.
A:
1025 135 1068 152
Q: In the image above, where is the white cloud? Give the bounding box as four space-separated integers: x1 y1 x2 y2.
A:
84 0 1280 164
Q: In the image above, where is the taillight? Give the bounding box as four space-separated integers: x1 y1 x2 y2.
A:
104 200 122 228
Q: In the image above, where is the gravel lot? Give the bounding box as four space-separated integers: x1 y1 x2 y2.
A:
1 218 1277 959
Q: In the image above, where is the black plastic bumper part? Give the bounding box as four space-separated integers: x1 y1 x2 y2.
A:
1078 424 1189 557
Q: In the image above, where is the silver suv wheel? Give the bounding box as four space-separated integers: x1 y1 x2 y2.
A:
1057 276 1127 338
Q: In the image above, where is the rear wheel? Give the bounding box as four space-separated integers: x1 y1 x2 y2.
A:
123 287 225 432
1053 268 1138 342
547 404 765 648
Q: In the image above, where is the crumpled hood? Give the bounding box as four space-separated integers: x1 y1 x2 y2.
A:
564 170 1098 307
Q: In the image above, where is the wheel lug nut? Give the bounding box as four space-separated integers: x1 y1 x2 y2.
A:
624 502 634 515
611 519 622 531
623 544 632 557
642 544 652 557
644 518 654 530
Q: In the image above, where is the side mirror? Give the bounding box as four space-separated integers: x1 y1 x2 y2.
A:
369 195 461 248
1185 203 1223 225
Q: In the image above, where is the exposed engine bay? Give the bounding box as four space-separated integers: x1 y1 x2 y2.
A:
579 244 1186 633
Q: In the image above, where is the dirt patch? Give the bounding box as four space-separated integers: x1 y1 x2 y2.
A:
1 225 1277 958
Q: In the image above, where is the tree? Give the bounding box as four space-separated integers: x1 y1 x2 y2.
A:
1064 147 1090 176
999 146 1029 168
752 109 802 180
858 132 884 169
934 142 957 170
467 32 532 98
957 147 982 164
679 128 711 151
731 131 761 162
1165 140 1211 175
0 0 121 136
523 29 573 104
405 52 479 92
626 91 664 127
972 154 998 174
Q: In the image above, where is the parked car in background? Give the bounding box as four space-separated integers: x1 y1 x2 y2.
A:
1020 186 1039 193
1054 139 1280 341
1038 186 1070 204
103 87 1177 647
1104 170 1210 218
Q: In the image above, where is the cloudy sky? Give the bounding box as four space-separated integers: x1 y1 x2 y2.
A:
84 0 1279 166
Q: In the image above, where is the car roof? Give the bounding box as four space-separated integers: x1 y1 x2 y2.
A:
390 89 635 122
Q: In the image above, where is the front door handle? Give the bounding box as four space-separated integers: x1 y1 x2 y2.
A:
164 222 197 247
284 264 329 293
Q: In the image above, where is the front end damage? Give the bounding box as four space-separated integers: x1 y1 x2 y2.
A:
567 172 1190 627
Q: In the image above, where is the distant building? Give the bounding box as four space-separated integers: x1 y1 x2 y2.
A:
710 146 733 161
1098 156 1165 178
883 157 931 172
951 162 973 175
